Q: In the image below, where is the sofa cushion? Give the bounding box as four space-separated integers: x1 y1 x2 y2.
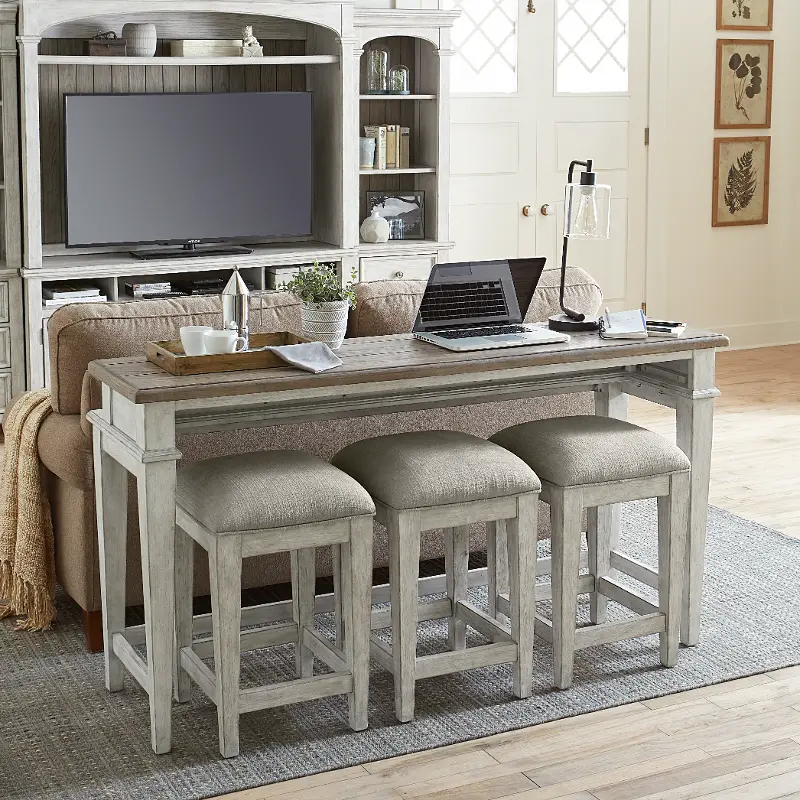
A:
332 431 541 510
48 293 302 415
177 451 375 534
347 267 602 338
38 413 93 490
491 416 691 487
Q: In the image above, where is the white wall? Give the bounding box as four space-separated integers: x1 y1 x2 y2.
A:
647 0 799 348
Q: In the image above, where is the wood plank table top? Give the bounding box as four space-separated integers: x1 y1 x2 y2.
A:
88 330 730 405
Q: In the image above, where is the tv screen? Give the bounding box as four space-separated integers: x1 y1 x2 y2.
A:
65 92 313 248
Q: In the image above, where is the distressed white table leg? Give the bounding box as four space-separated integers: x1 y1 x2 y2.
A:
676 349 716 647
388 510 421 723
331 543 344 649
92 430 128 693
595 383 628 557
137 458 177 755
209 536 243 759
550 487 583 691
342 517 373 731
444 526 469 651
659 471 689 668
291 548 316 679
486 519 508 620
508 494 537 699
173 523 194 703
587 506 612 625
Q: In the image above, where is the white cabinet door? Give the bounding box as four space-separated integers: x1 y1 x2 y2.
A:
448 0 649 312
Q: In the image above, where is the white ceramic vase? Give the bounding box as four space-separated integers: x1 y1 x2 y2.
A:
301 301 349 350
360 209 390 243
122 23 158 57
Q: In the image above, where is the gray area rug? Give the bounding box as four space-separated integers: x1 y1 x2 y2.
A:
1 502 799 800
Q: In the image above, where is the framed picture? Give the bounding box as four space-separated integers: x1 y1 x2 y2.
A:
713 136 770 227
717 0 774 31
715 39 773 129
367 191 425 240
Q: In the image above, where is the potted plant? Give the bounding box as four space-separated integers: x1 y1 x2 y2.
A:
283 262 357 350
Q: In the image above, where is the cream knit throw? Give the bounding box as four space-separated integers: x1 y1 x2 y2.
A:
0 389 56 631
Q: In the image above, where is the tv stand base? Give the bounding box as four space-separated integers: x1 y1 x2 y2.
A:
130 245 254 261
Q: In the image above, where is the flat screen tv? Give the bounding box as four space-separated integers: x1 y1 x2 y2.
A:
64 92 313 257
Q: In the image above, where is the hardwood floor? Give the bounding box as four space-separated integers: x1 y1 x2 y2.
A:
209 345 800 798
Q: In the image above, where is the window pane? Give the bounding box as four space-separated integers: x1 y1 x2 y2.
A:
557 0 629 93
444 0 518 93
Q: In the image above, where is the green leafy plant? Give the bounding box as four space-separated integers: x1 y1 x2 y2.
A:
724 149 758 215
728 51 762 121
282 261 357 308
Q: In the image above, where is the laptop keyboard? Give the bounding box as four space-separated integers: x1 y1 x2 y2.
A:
434 325 529 340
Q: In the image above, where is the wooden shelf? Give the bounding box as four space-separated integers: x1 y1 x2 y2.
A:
359 94 437 101
37 55 340 67
359 166 436 176
358 240 454 256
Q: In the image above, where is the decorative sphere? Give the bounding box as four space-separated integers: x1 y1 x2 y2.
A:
360 210 390 243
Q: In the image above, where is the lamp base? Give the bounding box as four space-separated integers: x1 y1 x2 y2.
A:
548 313 600 333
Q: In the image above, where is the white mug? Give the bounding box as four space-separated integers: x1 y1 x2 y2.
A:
204 329 247 354
179 325 212 356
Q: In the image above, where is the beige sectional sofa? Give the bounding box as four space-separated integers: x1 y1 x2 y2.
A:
26 266 602 651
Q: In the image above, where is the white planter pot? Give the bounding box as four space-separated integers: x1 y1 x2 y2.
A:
301 301 349 350
122 23 158 57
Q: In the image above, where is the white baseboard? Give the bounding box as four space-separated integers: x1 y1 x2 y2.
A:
713 319 800 350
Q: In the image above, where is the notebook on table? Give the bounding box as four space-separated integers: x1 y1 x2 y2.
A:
412 258 569 352
598 309 648 340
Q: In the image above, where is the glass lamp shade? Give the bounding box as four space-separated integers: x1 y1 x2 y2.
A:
388 64 411 95
564 182 611 240
365 47 389 94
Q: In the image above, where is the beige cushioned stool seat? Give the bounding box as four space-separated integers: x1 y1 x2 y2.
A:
331 431 541 510
491 416 690 487
177 451 375 534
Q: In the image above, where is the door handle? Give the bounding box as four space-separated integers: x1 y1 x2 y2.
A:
540 204 554 217
527 0 536 13
522 205 532 217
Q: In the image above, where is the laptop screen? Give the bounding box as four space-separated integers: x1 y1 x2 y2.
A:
413 258 547 333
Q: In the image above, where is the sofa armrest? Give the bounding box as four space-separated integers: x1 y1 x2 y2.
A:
80 371 103 439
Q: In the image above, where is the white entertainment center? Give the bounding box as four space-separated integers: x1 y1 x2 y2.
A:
3 0 458 392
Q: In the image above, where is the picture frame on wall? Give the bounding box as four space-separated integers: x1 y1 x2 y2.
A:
717 0 774 31
715 39 773 129
712 136 771 227
367 191 425 240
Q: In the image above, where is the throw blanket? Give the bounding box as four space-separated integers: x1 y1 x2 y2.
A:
0 389 56 631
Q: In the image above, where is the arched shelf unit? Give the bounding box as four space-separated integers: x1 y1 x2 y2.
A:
10 0 458 388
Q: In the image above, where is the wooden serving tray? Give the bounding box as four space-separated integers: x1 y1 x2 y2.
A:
146 332 310 376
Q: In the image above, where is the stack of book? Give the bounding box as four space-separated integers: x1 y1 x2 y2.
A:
42 284 106 308
173 276 257 295
363 125 411 170
125 280 172 298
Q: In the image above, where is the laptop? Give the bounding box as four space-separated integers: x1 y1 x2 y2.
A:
412 258 570 351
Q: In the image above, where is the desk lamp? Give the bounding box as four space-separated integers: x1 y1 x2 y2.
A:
548 159 611 333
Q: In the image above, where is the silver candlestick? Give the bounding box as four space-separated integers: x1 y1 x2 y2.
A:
222 267 250 349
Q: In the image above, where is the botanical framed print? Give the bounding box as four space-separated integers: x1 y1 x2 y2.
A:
717 0 774 31
715 39 773 129
367 191 425 240
713 136 770 227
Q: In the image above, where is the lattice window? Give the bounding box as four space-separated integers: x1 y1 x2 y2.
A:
557 0 629 94
445 0 518 94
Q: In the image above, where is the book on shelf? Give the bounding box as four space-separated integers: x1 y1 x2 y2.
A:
400 127 410 169
125 281 172 297
42 283 101 301
44 295 107 308
386 125 399 169
170 40 243 57
364 125 387 170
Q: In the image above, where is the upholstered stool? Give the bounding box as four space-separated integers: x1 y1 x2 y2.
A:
174 451 375 758
332 431 541 722
491 416 690 690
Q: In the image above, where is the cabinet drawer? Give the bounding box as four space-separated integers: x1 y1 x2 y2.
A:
0 282 8 324
360 256 435 283
0 372 11 413
0 327 9 370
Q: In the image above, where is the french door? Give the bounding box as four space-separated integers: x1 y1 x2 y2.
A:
447 0 649 311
